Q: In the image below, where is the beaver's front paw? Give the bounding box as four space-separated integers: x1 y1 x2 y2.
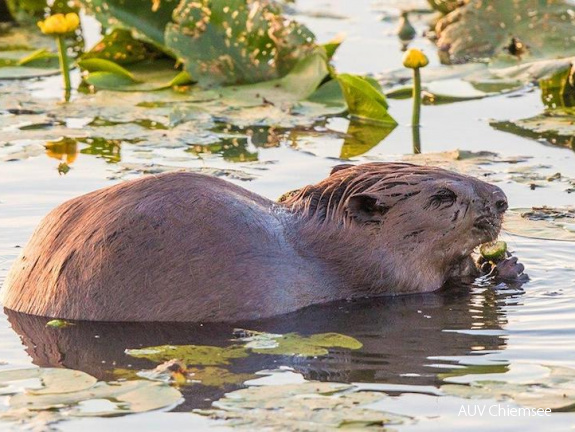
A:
494 256 528 282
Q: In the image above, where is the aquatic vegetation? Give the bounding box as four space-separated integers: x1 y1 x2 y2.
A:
234 329 363 357
0 367 182 429
434 0 575 64
36 12 80 101
442 365 575 411
45 318 74 328
126 344 249 366
195 381 403 430
504 207 575 242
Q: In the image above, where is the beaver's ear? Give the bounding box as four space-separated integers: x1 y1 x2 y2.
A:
347 193 390 224
330 164 354 176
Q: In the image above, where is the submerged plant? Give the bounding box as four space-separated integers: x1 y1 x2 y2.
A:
37 12 80 101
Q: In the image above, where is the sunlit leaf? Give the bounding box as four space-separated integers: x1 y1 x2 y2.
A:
336 73 396 125
236 329 363 357
125 344 248 365
79 58 136 81
165 0 317 86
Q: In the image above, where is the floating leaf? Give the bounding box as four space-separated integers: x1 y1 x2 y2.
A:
9 379 182 415
0 368 97 395
236 329 363 357
197 382 399 430
336 73 397 125
218 50 329 106
165 0 317 86
78 0 179 47
503 208 575 242
125 344 248 366
187 367 254 388
45 318 75 328
435 0 575 63
81 29 156 65
442 365 575 411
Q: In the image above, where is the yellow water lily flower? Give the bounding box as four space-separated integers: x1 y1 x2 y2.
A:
402 48 429 69
37 13 80 35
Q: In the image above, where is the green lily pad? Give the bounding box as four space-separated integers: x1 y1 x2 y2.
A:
435 0 575 63
125 344 249 366
336 73 396 125
165 0 316 86
188 367 255 388
78 0 179 48
81 29 158 65
218 49 329 106
503 208 575 242
236 329 363 357
46 319 74 328
540 66 575 109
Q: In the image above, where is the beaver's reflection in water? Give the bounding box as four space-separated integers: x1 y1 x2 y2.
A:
5 284 511 411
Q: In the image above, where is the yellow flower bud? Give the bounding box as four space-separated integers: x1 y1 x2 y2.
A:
402 48 429 69
37 13 80 35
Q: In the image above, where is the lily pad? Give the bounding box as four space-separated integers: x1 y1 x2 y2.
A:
165 0 316 86
9 379 182 415
81 29 158 65
78 0 179 48
125 344 249 366
0 368 97 395
187 367 255 388
442 365 575 411
236 329 363 357
197 382 399 430
503 208 575 242
435 0 575 63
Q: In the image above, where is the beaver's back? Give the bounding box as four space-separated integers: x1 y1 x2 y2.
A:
2 172 299 322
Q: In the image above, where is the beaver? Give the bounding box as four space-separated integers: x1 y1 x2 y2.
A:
1 162 525 322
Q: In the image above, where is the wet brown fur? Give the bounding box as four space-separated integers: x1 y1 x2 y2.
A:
2 163 508 322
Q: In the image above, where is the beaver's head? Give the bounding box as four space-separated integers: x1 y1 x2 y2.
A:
283 163 508 292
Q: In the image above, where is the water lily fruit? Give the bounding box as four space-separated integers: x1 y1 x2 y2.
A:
480 241 508 261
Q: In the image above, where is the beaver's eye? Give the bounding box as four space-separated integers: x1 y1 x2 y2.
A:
427 188 457 209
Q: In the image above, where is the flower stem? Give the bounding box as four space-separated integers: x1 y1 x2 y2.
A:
56 35 71 102
412 67 421 127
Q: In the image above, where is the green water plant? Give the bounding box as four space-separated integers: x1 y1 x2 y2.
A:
36 12 79 101
403 48 428 153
